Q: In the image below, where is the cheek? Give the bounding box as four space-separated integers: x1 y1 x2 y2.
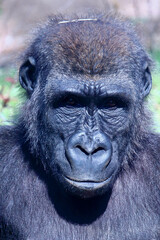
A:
46 108 82 138
99 110 130 137
113 133 130 166
51 138 66 163
44 109 77 167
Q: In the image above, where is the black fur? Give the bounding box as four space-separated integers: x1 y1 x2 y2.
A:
0 13 160 240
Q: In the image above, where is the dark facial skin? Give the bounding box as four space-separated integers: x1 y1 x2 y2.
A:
42 71 133 198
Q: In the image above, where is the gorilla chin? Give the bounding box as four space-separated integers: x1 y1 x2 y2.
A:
63 175 113 198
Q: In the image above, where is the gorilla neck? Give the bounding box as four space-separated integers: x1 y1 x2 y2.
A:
49 185 112 224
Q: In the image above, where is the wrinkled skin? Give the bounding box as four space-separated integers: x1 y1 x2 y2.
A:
0 13 159 240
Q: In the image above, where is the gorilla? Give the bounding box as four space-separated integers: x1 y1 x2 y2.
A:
0 13 160 240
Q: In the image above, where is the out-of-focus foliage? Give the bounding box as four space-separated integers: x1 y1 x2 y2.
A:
149 74 160 131
148 51 160 132
0 68 20 124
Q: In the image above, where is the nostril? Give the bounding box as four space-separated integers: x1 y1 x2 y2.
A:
76 145 106 156
76 145 89 156
92 147 105 155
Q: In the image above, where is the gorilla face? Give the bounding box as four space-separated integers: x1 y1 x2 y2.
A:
43 72 133 198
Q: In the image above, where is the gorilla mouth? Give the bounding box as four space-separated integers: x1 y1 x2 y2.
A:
64 176 112 190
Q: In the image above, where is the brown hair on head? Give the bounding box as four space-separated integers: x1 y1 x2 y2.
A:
26 13 150 77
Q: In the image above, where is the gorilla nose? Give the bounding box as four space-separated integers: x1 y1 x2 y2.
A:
76 144 106 156
66 131 112 171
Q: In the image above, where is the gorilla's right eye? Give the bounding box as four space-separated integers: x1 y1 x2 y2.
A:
64 96 81 108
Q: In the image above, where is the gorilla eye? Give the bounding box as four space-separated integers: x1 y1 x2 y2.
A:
105 99 117 109
101 98 126 110
64 96 81 108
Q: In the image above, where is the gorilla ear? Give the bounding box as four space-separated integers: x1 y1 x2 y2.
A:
19 57 36 94
141 62 152 98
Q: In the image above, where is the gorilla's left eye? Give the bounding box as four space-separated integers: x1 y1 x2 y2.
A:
101 98 126 110
105 99 117 109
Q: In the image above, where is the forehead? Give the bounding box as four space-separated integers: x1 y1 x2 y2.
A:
45 70 135 97
45 18 139 76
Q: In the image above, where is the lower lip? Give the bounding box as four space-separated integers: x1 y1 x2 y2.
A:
64 176 112 190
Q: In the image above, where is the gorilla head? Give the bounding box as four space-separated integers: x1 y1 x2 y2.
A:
19 15 152 199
